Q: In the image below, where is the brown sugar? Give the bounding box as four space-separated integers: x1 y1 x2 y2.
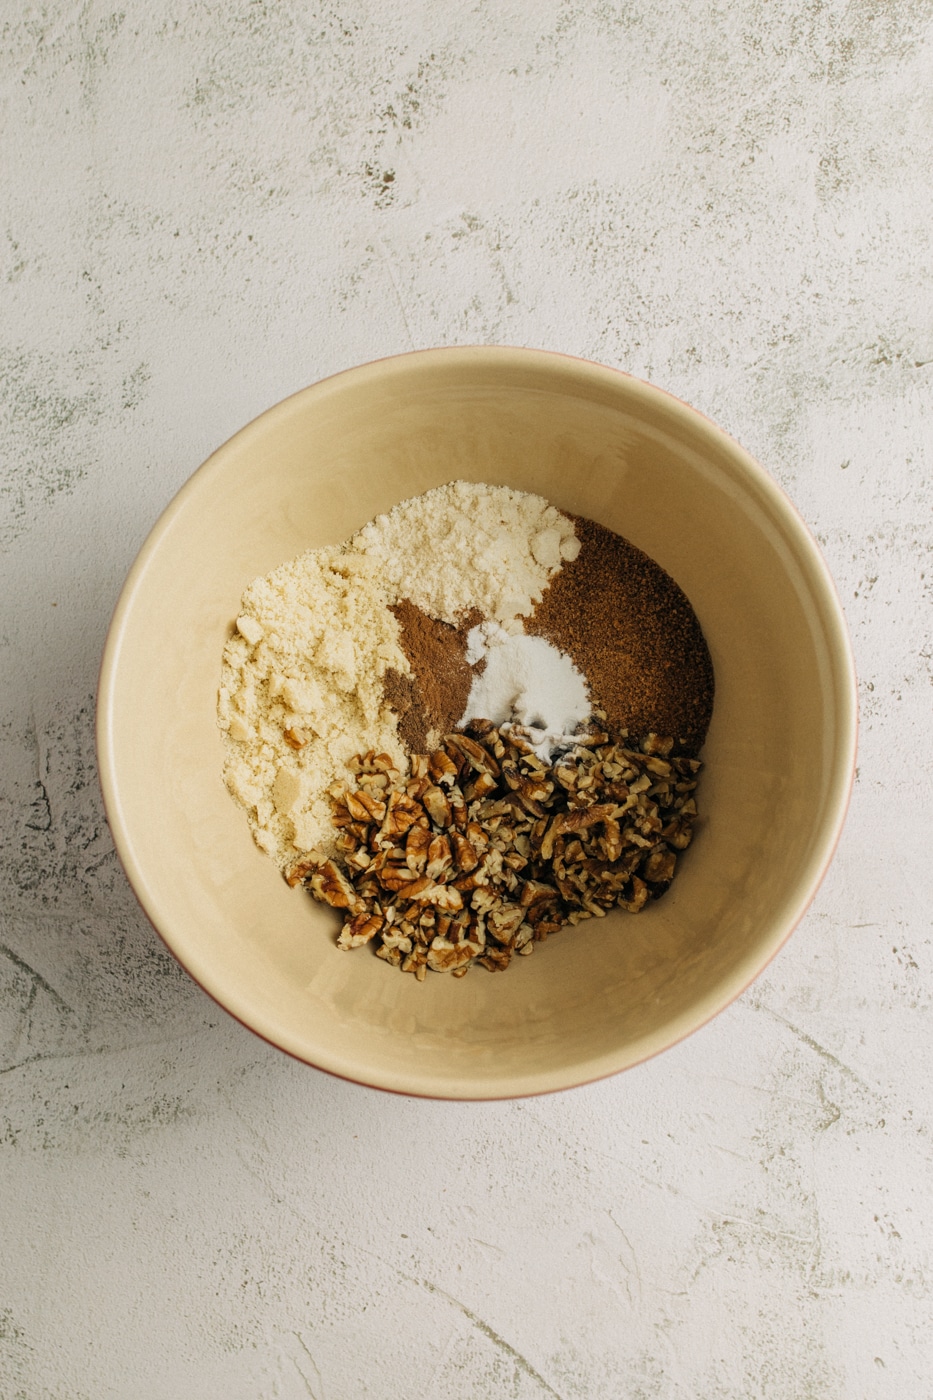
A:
524 515 714 755
383 600 482 752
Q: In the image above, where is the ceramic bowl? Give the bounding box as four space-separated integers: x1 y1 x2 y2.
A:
97 347 857 1098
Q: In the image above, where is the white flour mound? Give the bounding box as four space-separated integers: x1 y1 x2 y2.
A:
218 481 578 872
352 480 579 625
461 622 591 759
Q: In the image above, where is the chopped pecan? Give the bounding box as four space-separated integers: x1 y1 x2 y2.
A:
379 859 419 891
425 834 452 881
486 903 525 945
285 855 320 888
619 875 650 912
308 860 364 914
478 947 512 972
352 789 387 822
446 732 500 776
337 910 384 948
641 733 674 756
381 790 422 838
404 824 432 874
426 936 483 972
345 846 372 874
661 816 694 850
641 847 677 884
423 785 453 828
450 831 479 872
429 750 459 786
463 771 497 802
302 720 701 977
425 882 463 911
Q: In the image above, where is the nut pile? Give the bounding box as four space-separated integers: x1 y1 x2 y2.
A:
290 719 701 979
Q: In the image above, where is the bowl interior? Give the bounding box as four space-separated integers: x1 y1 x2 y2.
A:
98 349 856 1098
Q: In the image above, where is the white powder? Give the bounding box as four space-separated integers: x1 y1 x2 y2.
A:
353 480 578 624
219 481 578 872
460 622 591 760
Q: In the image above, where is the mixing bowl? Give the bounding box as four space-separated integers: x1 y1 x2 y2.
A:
97 347 857 1098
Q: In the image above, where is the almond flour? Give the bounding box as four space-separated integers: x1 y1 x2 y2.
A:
353 480 579 625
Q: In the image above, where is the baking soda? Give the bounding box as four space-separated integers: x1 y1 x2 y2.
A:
460 622 590 759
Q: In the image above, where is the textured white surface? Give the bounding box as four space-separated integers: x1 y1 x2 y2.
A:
2 3 931 1396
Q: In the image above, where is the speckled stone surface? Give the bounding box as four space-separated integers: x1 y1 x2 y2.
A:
2 4 931 1397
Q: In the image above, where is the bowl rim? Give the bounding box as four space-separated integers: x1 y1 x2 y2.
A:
96 344 859 1099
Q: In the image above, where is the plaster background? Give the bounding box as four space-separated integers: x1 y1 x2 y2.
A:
2 2 931 1396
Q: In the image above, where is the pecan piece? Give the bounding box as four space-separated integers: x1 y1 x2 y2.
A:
463 718 496 738
426 935 483 972
619 875 650 912
642 847 677 884
463 771 498 802
404 824 432 875
450 831 480 873
519 878 561 912
661 816 694 850
486 903 525 946
344 846 372 875
285 855 320 888
425 834 452 881
446 732 500 776
351 789 387 822
380 859 420 891
426 882 463 911
429 750 459 786
478 947 512 972
308 860 364 914
381 790 422 838
344 790 374 822
538 804 616 860
641 733 674 756
423 784 453 828
337 910 384 949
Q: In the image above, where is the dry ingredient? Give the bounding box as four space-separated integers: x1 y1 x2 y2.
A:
382 600 481 753
217 545 409 860
460 622 591 759
526 514 713 755
292 721 701 978
353 480 579 624
219 478 714 978
219 482 575 868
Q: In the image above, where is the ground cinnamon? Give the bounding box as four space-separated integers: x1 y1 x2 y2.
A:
383 601 482 752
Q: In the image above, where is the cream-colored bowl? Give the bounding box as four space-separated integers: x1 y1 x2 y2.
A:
97 348 856 1098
